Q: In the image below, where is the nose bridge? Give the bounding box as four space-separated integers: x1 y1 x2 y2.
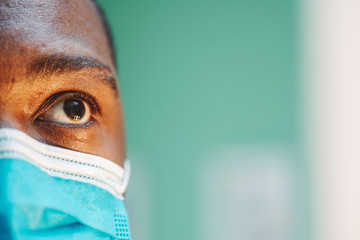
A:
0 53 28 130
0 108 24 130
0 97 41 141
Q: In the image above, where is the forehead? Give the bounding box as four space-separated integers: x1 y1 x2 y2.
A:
0 0 113 70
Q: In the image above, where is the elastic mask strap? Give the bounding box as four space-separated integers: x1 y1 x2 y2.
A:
119 160 131 194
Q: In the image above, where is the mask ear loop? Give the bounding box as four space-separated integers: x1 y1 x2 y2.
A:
118 159 131 195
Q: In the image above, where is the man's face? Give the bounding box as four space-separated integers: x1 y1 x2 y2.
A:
0 0 125 166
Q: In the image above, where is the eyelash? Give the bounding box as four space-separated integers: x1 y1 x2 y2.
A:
34 91 100 122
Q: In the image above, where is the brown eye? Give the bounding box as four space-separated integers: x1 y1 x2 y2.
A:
38 98 91 125
63 99 86 121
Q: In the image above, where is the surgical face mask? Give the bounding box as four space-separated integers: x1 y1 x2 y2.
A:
0 128 131 240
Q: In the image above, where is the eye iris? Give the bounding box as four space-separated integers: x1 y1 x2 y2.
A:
63 99 86 121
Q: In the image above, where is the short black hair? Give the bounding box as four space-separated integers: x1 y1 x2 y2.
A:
91 0 117 68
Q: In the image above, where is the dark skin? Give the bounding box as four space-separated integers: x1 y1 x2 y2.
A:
0 0 125 166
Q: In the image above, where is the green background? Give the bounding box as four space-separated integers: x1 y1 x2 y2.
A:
99 1 309 239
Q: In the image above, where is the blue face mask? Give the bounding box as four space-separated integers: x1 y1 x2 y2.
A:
0 128 131 240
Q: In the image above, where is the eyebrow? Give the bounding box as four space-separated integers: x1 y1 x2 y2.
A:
27 54 118 93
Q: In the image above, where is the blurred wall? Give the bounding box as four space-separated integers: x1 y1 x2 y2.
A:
99 1 308 240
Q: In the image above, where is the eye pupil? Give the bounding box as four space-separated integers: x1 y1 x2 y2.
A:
63 99 86 121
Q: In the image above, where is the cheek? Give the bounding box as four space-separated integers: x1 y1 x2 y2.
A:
97 99 126 165
95 129 125 167
33 121 100 150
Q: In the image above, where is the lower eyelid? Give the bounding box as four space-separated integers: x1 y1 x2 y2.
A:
34 117 97 128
